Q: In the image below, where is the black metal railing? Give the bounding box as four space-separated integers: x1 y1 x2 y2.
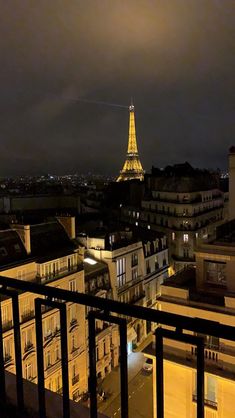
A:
0 275 235 418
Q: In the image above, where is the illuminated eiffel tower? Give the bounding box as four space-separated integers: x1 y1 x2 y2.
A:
116 103 145 182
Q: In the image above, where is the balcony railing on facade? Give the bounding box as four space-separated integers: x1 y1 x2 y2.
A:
0 274 235 418
37 263 83 284
143 194 223 205
143 203 224 218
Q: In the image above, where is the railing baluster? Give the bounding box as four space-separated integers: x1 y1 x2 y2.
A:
88 311 129 418
12 292 24 409
197 339 205 418
60 304 70 418
0 289 24 409
35 299 46 418
0 298 6 403
155 328 164 418
119 319 128 418
88 311 98 418
35 298 70 418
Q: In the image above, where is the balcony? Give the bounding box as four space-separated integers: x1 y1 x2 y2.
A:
21 310 34 323
193 394 218 410
0 275 235 418
2 319 13 332
24 341 34 353
37 263 83 284
70 318 78 327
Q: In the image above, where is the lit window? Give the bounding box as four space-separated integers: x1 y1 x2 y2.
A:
148 225 151 230
135 221 138 226
194 373 217 406
183 234 189 243
116 258 126 287
172 232 175 241
69 279 77 292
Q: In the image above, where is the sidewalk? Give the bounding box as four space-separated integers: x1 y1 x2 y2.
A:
98 351 144 413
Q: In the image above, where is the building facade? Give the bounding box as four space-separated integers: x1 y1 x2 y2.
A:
78 225 169 354
1 219 87 402
122 163 225 271
144 219 235 418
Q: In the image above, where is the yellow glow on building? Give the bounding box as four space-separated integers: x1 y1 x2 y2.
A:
117 104 145 182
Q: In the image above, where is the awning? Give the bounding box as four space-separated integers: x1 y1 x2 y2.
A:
127 327 137 343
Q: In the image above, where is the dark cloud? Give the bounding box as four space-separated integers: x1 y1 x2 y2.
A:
0 0 234 175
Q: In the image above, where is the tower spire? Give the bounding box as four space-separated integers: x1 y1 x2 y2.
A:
116 102 145 182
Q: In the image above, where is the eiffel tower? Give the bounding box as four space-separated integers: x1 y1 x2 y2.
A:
116 103 145 182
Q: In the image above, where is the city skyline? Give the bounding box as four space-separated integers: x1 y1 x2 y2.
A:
0 1 234 176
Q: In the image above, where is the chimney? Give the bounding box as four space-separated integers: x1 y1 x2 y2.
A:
12 224 31 254
56 216 76 239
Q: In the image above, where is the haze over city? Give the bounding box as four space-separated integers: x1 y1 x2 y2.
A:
0 0 234 176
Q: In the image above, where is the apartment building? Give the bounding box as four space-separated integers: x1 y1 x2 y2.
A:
78 224 169 353
122 163 225 271
144 219 235 418
83 255 119 380
1 218 87 402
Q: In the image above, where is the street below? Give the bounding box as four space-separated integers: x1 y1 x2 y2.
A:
98 352 153 418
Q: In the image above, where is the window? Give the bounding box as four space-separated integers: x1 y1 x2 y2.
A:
68 257 73 271
23 328 33 351
134 286 140 299
71 334 77 351
56 375 61 391
131 253 138 267
55 345 60 361
69 304 77 323
172 232 175 241
69 279 77 292
21 297 31 319
119 292 129 303
43 316 54 339
116 258 126 287
155 256 159 270
2 305 10 326
194 373 217 407
72 364 76 378
132 268 138 281
3 339 11 362
45 350 51 368
183 234 189 243
146 260 151 274
25 363 32 380
205 261 226 286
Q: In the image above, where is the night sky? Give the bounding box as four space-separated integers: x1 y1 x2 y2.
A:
0 0 234 176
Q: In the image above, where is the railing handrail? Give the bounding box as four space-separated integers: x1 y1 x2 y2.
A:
0 275 234 341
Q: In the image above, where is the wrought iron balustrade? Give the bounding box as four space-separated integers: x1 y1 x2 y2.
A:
0 275 235 418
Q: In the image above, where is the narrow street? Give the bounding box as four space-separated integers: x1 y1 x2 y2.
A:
98 352 153 418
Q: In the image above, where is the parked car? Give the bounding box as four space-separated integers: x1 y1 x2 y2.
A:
142 357 153 372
